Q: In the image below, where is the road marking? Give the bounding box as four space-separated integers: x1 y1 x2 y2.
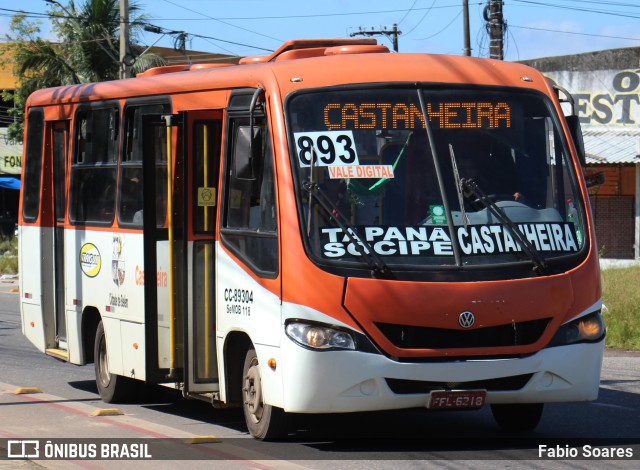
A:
13 387 43 395
91 408 124 417
185 435 221 444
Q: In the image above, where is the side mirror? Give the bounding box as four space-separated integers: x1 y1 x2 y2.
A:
565 115 586 167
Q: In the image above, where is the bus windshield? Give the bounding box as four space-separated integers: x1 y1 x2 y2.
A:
287 87 587 270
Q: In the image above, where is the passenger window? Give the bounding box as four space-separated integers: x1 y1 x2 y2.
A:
22 109 45 222
69 106 118 225
221 117 278 275
118 104 169 227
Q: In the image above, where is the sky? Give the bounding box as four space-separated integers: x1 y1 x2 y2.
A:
1 0 640 62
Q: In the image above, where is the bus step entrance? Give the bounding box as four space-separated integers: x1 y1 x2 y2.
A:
45 348 69 361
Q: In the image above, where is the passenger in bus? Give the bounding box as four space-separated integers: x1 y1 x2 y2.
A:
97 180 115 220
454 134 522 207
120 168 143 224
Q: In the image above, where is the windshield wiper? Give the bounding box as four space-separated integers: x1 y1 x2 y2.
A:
449 144 469 228
302 180 391 279
460 178 549 276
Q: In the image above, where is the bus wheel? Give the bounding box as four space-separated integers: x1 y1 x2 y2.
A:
242 348 289 440
491 403 544 432
94 321 135 403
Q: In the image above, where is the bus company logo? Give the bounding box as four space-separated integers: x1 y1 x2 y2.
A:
112 236 125 287
79 243 101 278
458 311 475 329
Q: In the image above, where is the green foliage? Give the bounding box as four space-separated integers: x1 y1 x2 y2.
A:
0 235 18 274
602 266 640 350
1 0 166 143
0 14 68 141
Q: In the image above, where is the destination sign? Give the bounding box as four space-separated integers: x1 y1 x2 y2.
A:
323 101 511 130
319 223 578 258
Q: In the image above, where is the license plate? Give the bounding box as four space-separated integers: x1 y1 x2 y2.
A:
427 390 486 409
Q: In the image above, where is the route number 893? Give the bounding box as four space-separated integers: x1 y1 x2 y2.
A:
294 131 360 167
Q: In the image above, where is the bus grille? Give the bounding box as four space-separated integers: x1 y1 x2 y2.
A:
385 374 533 394
375 318 551 349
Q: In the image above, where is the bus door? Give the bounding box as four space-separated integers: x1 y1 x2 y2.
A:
42 121 69 358
185 112 222 392
140 111 222 392
141 114 186 383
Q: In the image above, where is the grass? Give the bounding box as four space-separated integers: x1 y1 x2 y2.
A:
0 234 18 274
602 266 640 350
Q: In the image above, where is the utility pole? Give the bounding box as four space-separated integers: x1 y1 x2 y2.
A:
120 0 132 78
350 24 401 52
463 0 471 56
487 0 505 60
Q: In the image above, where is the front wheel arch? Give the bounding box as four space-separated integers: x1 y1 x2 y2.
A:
223 331 252 403
241 347 290 439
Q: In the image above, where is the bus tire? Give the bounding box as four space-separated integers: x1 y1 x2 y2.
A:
242 348 289 440
491 403 544 432
94 321 136 403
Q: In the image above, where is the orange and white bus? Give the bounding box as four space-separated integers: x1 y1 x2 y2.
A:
19 38 605 439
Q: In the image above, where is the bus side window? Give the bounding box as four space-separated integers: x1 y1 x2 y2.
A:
22 109 45 222
221 118 278 276
69 106 118 225
118 104 169 227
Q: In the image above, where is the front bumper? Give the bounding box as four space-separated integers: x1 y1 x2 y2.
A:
279 338 604 413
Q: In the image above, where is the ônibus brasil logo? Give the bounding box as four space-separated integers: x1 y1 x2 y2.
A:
79 243 101 278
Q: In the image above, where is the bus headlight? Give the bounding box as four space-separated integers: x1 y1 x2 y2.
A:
547 310 605 348
285 321 356 351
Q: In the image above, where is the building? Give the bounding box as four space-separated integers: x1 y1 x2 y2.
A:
0 60 21 236
521 48 640 259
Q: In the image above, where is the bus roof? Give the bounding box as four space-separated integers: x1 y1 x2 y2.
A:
26 38 550 107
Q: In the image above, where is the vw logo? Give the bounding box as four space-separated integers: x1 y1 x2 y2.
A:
458 311 475 329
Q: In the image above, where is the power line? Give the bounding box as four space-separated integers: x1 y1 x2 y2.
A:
505 24 521 61
396 0 419 26
525 0 640 8
0 5 272 56
402 0 437 37
143 4 483 21
509 24 640 43
512 0 640 19
0 7 82 21
144 24 274 54
187 32 274 53
160 0 281 43
413 10 462 41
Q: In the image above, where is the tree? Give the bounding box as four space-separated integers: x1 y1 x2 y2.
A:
0 15 66 141
0 0 166 142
